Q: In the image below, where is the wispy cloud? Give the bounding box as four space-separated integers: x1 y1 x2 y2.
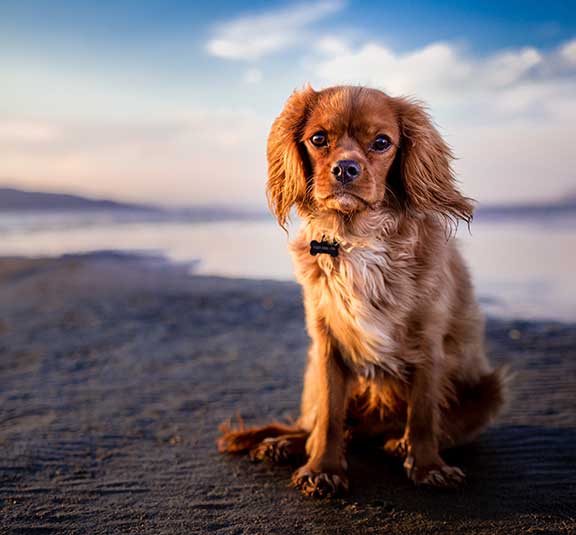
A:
313 38 576 113
206 0 345 61
560 39 576 65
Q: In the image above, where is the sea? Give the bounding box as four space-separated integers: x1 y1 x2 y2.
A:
0 210 574 322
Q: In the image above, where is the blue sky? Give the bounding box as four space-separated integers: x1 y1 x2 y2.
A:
1 0 575 206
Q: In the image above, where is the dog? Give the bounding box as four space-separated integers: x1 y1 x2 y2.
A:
219 85 507 497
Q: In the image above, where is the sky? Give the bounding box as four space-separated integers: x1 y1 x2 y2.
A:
1 0 575 208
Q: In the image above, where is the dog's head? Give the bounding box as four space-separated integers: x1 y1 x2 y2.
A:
267 85 473 228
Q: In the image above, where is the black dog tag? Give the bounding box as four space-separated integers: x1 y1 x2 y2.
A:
310 239 339 257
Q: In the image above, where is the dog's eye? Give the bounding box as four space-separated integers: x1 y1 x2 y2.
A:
371 135 392 152
310 132 328 147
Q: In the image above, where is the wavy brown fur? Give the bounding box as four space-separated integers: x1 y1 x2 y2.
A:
220 85 507 497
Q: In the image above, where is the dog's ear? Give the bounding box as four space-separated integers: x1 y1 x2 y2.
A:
267 85 317 228
390 97 474 228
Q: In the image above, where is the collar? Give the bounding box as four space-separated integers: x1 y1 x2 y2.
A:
310 236 339 257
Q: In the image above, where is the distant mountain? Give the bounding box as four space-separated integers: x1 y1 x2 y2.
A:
0 187 269 222
476 199 576 219
0 187 157 212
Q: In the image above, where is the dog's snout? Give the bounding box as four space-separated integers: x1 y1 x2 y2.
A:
331 160 361 184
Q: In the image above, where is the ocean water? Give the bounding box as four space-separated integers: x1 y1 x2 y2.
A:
0 211 574 322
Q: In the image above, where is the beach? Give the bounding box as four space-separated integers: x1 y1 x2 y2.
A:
0 253 575 534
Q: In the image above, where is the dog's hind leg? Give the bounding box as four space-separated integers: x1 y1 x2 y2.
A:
249 431 308 464
439 367 510 450
218 419 306 459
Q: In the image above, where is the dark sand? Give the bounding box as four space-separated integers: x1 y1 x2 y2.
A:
0 254 574 534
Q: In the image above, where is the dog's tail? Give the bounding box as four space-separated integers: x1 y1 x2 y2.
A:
441 366 513 449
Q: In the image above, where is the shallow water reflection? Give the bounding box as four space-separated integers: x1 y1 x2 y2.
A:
0 211 574 321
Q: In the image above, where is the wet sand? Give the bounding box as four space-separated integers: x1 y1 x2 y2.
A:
0 253 574 534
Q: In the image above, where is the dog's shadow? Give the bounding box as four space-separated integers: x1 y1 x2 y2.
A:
345 424 576 520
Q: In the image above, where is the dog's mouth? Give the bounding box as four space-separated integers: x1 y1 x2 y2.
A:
320 191 368 213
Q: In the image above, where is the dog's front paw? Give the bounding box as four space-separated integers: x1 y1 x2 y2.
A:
291 464 349 498
404 455 465 489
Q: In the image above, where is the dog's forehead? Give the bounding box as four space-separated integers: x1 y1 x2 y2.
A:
310 87 398 136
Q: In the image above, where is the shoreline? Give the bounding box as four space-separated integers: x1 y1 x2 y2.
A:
2 249 574 324
0 253 574 534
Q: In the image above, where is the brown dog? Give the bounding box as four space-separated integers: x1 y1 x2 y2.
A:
219 85 507 497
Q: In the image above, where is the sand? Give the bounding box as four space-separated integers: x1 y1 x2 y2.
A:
0 253 574 534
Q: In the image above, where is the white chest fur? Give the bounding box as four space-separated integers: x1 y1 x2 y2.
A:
291 230 419 379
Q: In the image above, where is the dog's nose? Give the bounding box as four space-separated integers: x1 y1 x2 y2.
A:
331 160 361 184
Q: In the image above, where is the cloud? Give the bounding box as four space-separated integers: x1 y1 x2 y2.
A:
206 0 344 61
560 39 576 66
312 39 572 113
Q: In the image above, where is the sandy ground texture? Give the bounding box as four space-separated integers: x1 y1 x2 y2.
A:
0 253 575 535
